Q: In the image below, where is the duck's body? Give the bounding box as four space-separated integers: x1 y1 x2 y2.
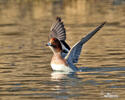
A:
47 38 77 72
51 53 69 71
51 54 78 72
46 17 105 72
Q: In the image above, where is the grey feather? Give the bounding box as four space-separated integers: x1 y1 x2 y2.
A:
50 17 66 41
65 22 106 64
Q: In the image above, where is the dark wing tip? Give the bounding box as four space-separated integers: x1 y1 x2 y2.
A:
102 21 106 26
50 17 66 41
97 21 106 30
56 16 61 22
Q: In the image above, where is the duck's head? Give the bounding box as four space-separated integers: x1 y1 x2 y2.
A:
46 38 62 53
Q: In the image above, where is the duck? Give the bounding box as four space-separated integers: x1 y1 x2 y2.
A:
46 17 106 72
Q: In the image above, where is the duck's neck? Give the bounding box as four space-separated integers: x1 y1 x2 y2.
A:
53 51 62 56
50 46 62 55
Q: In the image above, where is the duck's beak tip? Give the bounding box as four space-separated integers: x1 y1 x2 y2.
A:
46 43 49 46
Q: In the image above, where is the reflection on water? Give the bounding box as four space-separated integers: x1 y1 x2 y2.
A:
0 0 125 100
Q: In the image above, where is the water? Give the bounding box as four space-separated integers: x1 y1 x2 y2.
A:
0 0 125 99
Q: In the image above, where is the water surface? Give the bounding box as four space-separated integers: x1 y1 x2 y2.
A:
0 0 125 100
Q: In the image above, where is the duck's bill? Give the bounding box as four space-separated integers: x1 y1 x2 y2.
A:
46 42 52 46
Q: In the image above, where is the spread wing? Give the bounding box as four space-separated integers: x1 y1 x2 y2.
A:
50 17 70 54
65 22 106 64
50 17 66 41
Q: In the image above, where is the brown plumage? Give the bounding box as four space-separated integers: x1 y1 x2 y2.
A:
49 38 62 52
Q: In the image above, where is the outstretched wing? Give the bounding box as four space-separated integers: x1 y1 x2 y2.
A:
65 22 106 64
50 17 66 41
50 17 70 54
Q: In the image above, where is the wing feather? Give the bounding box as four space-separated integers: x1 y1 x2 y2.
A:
65 22 106 63
50 17 66 41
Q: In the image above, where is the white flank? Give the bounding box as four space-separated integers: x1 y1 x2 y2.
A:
51 64 74 72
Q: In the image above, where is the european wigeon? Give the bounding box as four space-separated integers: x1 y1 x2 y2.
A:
46 17 105 72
